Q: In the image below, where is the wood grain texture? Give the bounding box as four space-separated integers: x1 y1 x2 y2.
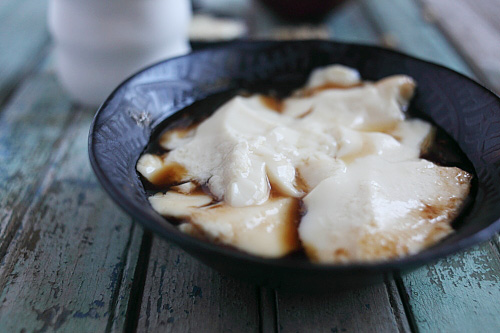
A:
420 0 500 92
0 0 49 105
137 236 260 332
0 74 75 262
400 243 500 332
0 81 140 331
109 223 144 332
359 0 474 77
277 284 406 333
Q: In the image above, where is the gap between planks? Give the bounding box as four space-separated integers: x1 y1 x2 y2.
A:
258 287 278 333
106 222 143 333
123 230 153 333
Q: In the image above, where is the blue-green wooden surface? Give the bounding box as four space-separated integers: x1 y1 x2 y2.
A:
0 0 498 332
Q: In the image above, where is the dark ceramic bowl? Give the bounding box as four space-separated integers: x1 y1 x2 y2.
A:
89 41 500 290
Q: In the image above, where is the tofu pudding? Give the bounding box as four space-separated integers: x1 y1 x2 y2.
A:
137 65 472 263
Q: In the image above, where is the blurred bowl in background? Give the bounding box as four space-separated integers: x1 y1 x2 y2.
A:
258 0 348 21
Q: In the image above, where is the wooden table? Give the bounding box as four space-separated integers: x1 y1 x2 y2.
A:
0 0 499 331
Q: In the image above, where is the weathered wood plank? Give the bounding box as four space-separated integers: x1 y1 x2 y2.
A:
277 284 407 333
0 0 22 18
0 74 75 260
400 243 500 332
419 0 500 92
461 0 500 32
361 0 500 331
326 0 379 44
0 0 49 105
136 236 260 332
359 0 474 77
109 223 144 332
0 84 141 331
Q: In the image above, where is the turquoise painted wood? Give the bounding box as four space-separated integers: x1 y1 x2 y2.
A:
359 0 474 78
401 243 500 333
0 91 141 331
360 0 500 331
0 0 49 104
0 0 498 332
277 281 409 333
137 237 260 332
110 223 144 332
325 0 378 44
0 74 75 258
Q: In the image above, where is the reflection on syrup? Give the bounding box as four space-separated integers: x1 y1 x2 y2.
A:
259 95 284 113
148 162 187 188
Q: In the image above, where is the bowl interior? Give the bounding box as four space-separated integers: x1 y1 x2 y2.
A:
89 41 500 285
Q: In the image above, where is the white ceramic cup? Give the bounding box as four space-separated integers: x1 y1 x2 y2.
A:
48 0 192 106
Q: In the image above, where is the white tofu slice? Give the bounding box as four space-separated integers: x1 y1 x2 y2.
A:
306 65 361 88
296 153 346 191
283 75 416 131
149 191 213 218
389 118 434 154
299 156 471 263
182 197 301 258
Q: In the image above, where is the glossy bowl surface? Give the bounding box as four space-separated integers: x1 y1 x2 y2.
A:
89 41 500 290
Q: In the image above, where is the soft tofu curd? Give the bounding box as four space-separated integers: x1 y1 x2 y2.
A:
137 65 472 263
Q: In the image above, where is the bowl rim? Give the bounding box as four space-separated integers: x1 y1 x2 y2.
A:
89 40 500 273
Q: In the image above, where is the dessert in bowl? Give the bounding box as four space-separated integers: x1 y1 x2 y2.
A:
136 65 471 264
89 41 500 289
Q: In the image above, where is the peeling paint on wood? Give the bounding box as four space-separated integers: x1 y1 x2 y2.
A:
0 74 75 262
0 0 499 332
109 223 144 332
136 237 260 332
401 243 500 332
0 97 140 332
